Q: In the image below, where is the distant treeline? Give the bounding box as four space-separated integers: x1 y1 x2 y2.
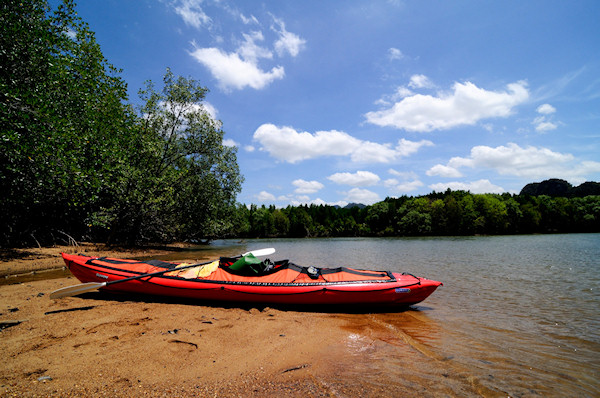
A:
229 181 600 238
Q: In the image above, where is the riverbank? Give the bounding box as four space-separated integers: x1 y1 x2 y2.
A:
0 245 489 397
0 276 482 397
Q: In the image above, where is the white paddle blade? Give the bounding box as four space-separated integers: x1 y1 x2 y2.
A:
244 247 275 257
49 282 107 299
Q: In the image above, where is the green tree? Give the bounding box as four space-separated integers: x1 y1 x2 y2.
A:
272 209 290 236
365 202 390 235
103 69 243 243
474 194 508 234
429 199 447 234
1 0 134 245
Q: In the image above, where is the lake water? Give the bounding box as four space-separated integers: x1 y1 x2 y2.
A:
166 234 599 397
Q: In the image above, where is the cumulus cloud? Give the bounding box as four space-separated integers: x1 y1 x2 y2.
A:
200 101 218 120
365 79 529 132
536 103 556 114
533 103 558 132
181 9 305 91
256 191 276 201
426 164 463 178
385 169 423 193
427 143 600 183
408 74 434 89
327 171 380 186
223 138 238 147
384 179 424 192
428 179 505 194
533 118 558 132
189 45 284 91
292 179 324 194
253 124 432 164
342 188 380 205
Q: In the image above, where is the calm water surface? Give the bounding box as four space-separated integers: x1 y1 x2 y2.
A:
179 234 599 397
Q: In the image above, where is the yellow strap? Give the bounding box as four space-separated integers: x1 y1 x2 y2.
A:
164 260 220 279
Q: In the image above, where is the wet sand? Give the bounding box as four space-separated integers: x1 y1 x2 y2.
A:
0 245 494 397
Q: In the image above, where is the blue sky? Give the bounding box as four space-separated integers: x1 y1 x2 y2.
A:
61 0 599 206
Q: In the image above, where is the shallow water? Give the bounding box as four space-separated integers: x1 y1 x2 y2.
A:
207 234 599 397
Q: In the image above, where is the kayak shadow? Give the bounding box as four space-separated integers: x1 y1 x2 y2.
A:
74 290 430 314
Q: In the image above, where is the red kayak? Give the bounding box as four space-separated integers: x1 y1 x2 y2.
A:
60 252 442 307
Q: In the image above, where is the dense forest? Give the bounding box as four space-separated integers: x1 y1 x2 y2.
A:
229 180 600 239
1 0 242 247
1 1 599 248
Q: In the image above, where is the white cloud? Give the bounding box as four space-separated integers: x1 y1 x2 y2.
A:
536 103 556 114
388 47 404 60
374 86 414 106
365 80 529 132
384 179 424 193
181 8 304 91
533 103 558 132
244 145 255 152
256 191 276 201
271 17 306 57
223 139 238 147
327 171 380 186
292 179 324 194
395 138 434 157
429 143 600 183
253 124 432 164
428 179 505 194
237 31 273 63
426 164 463 178
343 188 380 205
173 0 211 29
388 169 418 179
385 169 423 193
240 14 259 25
408 74 434 89
189 47 284 91
201 101 218 120
533 118 558 132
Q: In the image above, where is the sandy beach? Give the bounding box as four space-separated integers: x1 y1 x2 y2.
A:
0 245 393 397
1 244 495 397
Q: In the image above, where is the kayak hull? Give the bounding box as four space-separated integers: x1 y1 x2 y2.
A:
61 253 442 307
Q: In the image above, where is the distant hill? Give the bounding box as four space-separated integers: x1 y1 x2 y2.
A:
344 203 366 209
520 179 600 197
332 203 366 210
